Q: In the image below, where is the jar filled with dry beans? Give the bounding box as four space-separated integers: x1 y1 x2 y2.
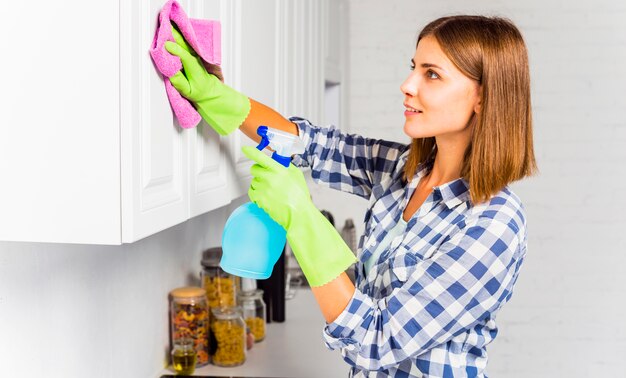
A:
210 307 246 367
238 289 266 342
169 287 210 366
200 247 238 309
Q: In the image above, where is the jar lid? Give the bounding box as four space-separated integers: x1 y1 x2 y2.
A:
239 289 263 299
211 306 242 320
172 337 195 350
170 286 205 298
201 247 223 268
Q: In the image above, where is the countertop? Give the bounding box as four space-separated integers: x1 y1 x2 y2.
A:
160 288 348 378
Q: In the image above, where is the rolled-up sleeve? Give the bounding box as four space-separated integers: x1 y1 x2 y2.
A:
322 217 524 372
289 116 408 199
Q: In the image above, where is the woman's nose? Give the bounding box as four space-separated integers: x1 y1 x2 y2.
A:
400 74 417 97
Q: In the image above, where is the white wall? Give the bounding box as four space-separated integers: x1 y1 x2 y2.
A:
317 0 624 376
0 197 246 378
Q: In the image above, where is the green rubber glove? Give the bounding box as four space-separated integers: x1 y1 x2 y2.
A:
165 27 250 135
242 146 357 287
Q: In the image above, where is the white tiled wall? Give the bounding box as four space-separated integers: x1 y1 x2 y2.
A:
311 1 626 376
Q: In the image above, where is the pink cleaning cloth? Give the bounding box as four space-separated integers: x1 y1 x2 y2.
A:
150 0 221 129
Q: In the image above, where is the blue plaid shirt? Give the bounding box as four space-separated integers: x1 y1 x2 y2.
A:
290 117 528 378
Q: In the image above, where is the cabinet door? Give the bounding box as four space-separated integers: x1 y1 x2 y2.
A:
188 0 231 218
223 0 281 200
120 0 190 243
0 0 120 244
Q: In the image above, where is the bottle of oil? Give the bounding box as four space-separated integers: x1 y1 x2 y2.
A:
171 338 197 375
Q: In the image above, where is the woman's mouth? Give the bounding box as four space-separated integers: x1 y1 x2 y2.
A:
404 105 422 117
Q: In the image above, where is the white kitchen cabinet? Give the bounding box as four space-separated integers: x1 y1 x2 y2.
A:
188 1 233 219
1 0 122 244
120 0 236 242
228 0 327 188
0 0 333 245
227 0 280 196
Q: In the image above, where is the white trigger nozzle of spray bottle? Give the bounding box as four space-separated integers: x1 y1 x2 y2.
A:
256 125 305 166
220 125 304 279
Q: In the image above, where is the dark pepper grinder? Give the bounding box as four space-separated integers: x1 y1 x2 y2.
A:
257 246 286 322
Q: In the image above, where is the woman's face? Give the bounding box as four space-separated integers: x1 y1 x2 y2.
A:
400 35 481 140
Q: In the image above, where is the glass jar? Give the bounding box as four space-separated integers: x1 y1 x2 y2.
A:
170 338 196 375
211 307 247 367
238 289 266 342
201 247 238 309
169 286 210 366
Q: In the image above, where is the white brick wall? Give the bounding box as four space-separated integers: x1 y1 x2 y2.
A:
310 1 626 376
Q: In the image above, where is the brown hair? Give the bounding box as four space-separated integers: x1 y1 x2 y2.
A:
402 15 537 204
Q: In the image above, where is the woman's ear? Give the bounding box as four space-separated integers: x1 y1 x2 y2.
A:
473 85 482 114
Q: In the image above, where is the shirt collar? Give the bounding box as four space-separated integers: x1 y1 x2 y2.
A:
433 178 471 209
409 163 471 209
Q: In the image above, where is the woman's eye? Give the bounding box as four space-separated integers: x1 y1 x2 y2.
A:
427 69 440 79
410 64 415 71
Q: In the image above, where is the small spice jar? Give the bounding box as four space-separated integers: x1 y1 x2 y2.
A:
238 289 267 342
169 286 210 366
200 247 238 309
211 307 247 367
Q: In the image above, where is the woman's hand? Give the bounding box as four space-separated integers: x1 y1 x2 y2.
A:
165 27 221 103
242 146 312 231
242 146 357 288
165 26 250 135
170 27 224 82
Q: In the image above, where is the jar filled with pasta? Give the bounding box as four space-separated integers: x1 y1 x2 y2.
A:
169 286 210 367
211 307 247 367
201 247 238 309
238 289 266 342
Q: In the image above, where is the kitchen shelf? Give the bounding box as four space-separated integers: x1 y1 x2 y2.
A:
160 288 347 377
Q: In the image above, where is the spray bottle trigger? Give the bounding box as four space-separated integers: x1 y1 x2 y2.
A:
271 152 291 167
254 125 294 167
256 126 270 151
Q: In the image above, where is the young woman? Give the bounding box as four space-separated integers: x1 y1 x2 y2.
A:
166 14 536 378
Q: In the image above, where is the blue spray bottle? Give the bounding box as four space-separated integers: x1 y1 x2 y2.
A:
220 126 305 279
